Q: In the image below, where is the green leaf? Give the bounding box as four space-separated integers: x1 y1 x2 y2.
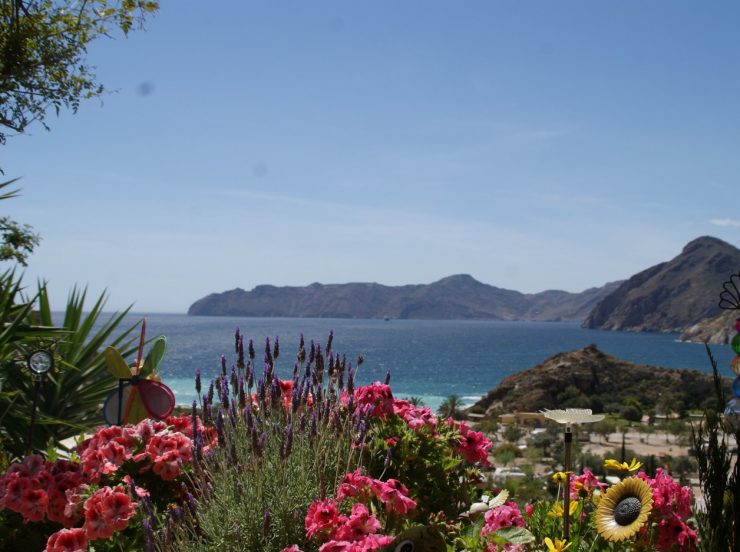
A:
491 526 536 545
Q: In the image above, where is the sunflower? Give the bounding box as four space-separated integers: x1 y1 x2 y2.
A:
596 477 653 542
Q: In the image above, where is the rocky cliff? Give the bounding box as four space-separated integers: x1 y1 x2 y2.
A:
582 236 740 333
679 310 737 344
471 345 727 415
187 275 621 321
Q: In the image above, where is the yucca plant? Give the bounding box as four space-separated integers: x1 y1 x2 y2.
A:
0 282 142 456
0 270 65 452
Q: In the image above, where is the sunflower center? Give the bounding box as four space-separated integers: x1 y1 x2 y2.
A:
614 496 642 526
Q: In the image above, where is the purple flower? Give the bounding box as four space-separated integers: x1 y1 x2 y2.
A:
248 339 255 360
263 509 271 537
237 335 245 368
273 336 280 360
221 354 227 377
142 518 155 552
326 329 334 355
195 369 201 395
384 369 391 385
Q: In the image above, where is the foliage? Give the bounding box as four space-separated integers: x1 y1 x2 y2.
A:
437 393 464 420
0 282 141 456
0 180 39 265
0 270 66 452
0 330 705 552
0 0 159 145
690 345 737 552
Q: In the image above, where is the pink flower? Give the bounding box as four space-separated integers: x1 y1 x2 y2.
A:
481 501 524 537
20 487 48 522
83 486 138 540
354 383 394 418
281 547 303 552
370 478 417 515
524 503 534 517
455 421 492 466
569 468 606 500
655 515 697 551
44 528 88 552
334 503 382 541
306 499 341 541
336 469 374 502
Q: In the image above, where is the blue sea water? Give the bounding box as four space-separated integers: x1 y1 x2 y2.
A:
105 314 737 414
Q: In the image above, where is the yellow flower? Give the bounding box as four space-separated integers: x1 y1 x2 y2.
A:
552 471 571 484
548 500 578 518
604 458 643 472
596 477 653 542
544 537 572 552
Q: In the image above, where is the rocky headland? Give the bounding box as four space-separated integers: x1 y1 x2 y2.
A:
470 344 728 416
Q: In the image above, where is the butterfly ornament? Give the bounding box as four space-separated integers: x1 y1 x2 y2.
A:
102 320 175 425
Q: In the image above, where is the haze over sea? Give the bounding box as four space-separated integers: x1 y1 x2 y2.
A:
99 314 735 413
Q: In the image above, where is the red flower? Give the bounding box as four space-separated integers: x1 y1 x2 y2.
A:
83 486 138 540
370 478 417 515
455 421 492 466
336 469 373 502
44 528 88 552
354 383 394 418
305 499 341 541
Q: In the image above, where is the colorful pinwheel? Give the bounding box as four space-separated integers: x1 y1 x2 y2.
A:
102 320 175 425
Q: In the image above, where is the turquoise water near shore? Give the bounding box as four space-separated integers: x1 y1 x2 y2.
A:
97 314 735 414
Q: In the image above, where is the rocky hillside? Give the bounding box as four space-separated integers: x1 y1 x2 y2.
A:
188 275 621 320
679 310 738 344
582 236 740 333
470 345 728 415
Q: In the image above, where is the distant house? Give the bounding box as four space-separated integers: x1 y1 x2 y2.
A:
499 412 546 428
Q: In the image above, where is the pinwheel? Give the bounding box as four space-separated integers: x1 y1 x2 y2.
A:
102 320 175 425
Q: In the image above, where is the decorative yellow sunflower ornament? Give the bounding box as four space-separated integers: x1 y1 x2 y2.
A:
595 477 653 542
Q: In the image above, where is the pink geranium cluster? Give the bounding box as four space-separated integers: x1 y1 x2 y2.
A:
78 415 213 482
447 419 492 466
43 485 138 551
0 415 210 552
636 469 696 551
0 454 84 526
392 399 437 431
480 501 525 552
303 468 417 551
354 382 394 418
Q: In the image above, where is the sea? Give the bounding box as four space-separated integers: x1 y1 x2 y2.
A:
93 314 737 414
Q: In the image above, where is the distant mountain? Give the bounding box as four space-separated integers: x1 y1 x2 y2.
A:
470 344 729 416
582 236 740 333
187 274 622 321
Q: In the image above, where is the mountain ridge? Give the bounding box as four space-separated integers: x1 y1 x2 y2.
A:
187 274 622 321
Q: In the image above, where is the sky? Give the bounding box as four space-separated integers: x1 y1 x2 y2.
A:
3 1 740 313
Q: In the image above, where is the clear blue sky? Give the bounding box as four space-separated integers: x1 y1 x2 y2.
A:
3 1 740 313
